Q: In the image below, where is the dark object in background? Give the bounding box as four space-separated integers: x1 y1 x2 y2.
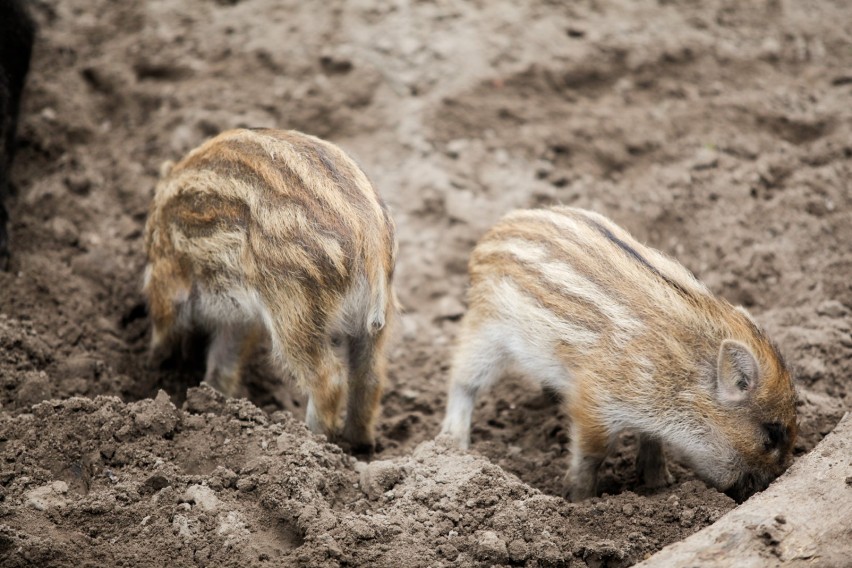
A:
0 0 36 270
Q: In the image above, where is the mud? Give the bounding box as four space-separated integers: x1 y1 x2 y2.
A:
0 0 850 566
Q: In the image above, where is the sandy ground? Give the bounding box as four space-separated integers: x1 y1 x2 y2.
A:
0 0 850 566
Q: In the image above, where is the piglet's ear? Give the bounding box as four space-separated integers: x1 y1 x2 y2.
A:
717 340 760 403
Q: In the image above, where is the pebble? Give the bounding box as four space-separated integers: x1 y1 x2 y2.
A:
435 295 465 321
25 481 69 511
49 217 80 245
508 539 529 562
185 484 219 512
360 460 403 500
172 514 193 539
691 147 719 170
476 530 508 563
445 138 469 158
144 475 170 492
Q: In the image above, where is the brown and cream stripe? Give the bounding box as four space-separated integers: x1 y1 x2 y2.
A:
442 206 797 502
144 128 397 450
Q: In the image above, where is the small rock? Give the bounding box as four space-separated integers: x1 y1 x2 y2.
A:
60 354 102 380
184 385 227 415
401 313 419 340
797 356 826 383
437 543 459 560
759 37 782 61
49 217 79 245
318 534 343 559
319 52 354 75
16 371 52 406
508 539 529 562
446 139 468 158
534 159 554 179
132 390 180 437
185 485 219 512
70 249 118 283
172 514 194 539
435 295 465 321
399 389 419 401
211 467 238 489
360 460 403 500
144 475 171 492
493 148 509 165
444 189 479 225
691 147 719 170
350 519 376 540
816 300 849 319
476 530 508 563
26 481 69 511
64 172 92 195
534 540 563 564
217 511 249 544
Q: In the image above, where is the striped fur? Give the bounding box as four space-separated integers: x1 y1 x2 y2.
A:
144 128 397 450
441 207 797 502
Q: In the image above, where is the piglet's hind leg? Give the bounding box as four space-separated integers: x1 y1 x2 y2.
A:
204 323 262 398
441 322 509 449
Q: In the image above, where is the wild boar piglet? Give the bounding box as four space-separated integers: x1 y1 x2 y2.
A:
144 128 397 452
441 207 797 502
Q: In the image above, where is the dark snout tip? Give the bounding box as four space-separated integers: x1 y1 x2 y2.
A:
724 473 771 504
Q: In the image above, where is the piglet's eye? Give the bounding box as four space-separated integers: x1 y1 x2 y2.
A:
762 422 787 451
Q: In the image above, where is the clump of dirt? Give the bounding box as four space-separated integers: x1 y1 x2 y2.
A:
0 0 850 566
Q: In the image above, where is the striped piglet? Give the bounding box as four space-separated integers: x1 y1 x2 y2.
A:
144 128 397 452
441 207 797 502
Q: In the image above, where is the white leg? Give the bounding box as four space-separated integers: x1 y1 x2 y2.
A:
565 423 606 502
306 395 322 434
440 323 508 449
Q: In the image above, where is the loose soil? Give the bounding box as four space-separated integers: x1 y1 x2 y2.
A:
1 0 850 566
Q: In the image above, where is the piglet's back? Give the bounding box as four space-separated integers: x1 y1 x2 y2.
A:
467 207 766 375
145 128 394 304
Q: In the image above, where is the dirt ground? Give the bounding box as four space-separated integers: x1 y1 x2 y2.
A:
0 0 850 566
